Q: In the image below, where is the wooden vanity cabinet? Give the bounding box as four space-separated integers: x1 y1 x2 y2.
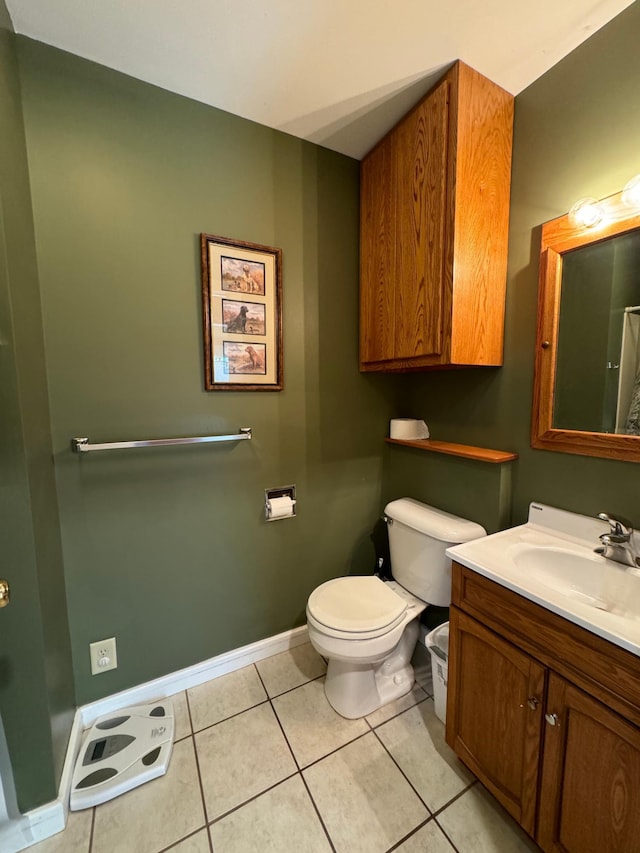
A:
537 673 640 852
448 608 544 836
447 562 640 852
359 61 513 372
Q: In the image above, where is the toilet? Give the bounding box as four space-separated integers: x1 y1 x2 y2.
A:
306 498 486 719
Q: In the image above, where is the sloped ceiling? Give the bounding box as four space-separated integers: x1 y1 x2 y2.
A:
5 0 634 158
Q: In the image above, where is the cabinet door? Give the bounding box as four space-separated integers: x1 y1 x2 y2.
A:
360 135 396 364
447 607 545 836
537 672 640 853
394 78 449 361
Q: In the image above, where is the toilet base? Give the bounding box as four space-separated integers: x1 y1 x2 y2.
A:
323 620 420 719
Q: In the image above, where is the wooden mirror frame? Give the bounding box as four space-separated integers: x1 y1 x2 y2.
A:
532 189 640 462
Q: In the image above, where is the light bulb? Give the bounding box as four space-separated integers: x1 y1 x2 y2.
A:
622 174 640 209
569 198 603 228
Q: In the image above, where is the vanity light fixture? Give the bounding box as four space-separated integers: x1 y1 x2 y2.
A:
568 197 603 228
622 173 640 209
569 172 640 229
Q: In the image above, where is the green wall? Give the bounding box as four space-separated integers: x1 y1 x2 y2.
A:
0 24 74 811
17 39 398 706
5 0 640 815
392 1 640 529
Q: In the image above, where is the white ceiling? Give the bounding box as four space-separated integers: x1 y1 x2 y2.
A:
5 0 634 159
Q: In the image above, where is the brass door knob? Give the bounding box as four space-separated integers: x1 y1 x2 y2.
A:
0 580 10 607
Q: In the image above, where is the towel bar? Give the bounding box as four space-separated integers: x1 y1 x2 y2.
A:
71 427 252 453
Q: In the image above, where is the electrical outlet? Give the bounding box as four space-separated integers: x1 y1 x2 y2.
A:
90 637 118 675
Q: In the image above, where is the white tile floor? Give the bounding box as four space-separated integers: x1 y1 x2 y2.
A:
31 641 539 853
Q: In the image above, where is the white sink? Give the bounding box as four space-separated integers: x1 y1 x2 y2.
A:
447 503 640 656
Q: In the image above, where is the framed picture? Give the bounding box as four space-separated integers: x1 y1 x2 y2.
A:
200 234 283 391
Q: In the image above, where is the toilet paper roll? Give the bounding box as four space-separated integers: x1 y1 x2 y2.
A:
389 418 430 440
267 495 296 520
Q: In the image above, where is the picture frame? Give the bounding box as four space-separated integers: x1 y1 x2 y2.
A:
200 234 283 391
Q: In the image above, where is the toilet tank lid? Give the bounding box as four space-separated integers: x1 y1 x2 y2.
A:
384 498 486 543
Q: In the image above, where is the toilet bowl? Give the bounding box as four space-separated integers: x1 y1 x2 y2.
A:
307 577 426 718
306 498 486 719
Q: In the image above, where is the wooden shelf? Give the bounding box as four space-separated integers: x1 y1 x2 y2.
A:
385 437 518 464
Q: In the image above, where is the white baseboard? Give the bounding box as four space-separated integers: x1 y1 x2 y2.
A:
79 624 309 725
0 799 66 853
3 625 308 851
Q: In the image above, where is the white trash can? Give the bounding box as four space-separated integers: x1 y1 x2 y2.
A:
425 622 449 724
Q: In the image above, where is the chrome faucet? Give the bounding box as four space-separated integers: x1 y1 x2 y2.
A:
594 513 640 568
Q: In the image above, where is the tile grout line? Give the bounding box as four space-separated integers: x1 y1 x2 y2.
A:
427 781 477 853
254 665 338 853
182 652 440 851
370 710 436 816
200 665 303 832
368 699 479 853
299 771 338 853
256 664 338 852
185 689 215 853
190 696 270 734
382 779 475 853
181 664 304 837
253 665 301 773
156 826 213 853
266 670 434 850
264 680 432 776
78 650 469 853
384 815 434 852
267 671 327 701
184 663 326 737
431 779 476 819
206 770 300 826
255 668 372 776
366 693 430 732
188 735 215 850
433 813 464 853
295 727 373 772
87 804 96 853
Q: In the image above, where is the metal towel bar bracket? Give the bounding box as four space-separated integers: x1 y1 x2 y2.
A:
71 427 252 453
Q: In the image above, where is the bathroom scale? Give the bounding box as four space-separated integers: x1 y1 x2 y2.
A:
70 700 174 810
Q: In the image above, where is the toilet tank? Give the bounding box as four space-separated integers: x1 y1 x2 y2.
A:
384 498 486 607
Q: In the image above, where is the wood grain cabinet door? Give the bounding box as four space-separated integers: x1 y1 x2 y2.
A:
393 78 449 361
360 135 396 364
537 672 640 853
447 607 545 836
360 79 448 367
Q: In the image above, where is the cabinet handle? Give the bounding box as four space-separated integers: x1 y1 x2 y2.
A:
527 697 539 710
545 712 560 727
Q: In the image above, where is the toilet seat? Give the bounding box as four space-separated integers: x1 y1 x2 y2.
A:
307 576 408 639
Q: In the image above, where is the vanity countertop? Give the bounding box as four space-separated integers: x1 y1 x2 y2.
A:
446 502 640 658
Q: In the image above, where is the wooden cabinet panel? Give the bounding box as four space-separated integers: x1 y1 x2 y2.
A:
452 563 640 726
394 79 448 360
360 137 395 363
359 61 513 372
448 607 544 836
450 63 514 365
538 673 640 853
449 563 640 851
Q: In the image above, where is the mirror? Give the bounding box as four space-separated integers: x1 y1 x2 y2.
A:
532 189 640 462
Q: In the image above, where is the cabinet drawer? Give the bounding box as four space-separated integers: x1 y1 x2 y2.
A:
452 562 640 726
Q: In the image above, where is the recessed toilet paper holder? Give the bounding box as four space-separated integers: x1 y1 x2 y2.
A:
265 485 296 521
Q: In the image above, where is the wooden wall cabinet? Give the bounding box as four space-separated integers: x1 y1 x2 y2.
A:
359 62 514 372
447 563 640 852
